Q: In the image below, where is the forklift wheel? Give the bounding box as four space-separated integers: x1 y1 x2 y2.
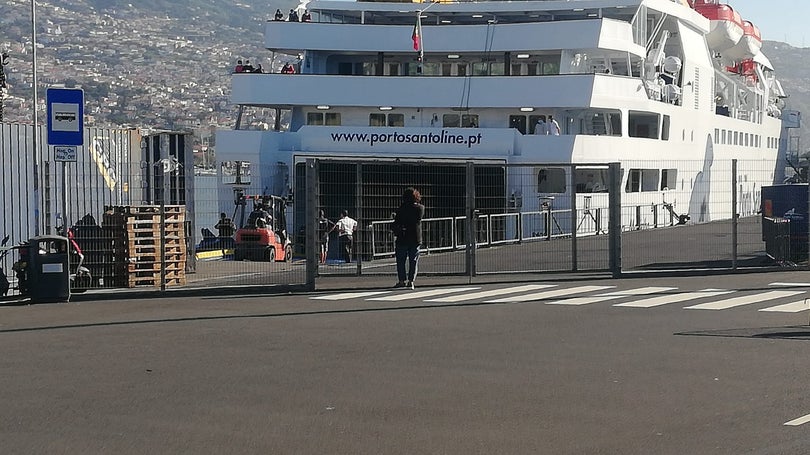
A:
284 245 293 262
265 247 276 262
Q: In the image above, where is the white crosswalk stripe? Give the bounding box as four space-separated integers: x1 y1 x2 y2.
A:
759 300 810 313
485 285 614 303
309 283 810 313
614 289 734 308
368 287 480 301
426 284 556 303
770 282 810 287
311 291 391 300
685 290 806 310
548 286 677 306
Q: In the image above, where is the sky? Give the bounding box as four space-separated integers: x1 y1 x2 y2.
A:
727 0 809 47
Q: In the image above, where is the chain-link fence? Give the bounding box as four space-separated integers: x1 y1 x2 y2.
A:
0 123 803 299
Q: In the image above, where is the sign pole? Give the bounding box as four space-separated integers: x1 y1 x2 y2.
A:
61 162 68 232
46 88 84 236
32 0 39 235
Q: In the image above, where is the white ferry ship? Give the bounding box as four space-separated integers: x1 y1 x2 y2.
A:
215 0 795 235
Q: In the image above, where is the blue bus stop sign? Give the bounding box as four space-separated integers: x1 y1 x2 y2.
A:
47 88 84 146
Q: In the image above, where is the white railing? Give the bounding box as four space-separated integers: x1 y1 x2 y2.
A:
368 200 694 258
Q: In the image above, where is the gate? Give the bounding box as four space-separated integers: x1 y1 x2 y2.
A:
303 159 621 281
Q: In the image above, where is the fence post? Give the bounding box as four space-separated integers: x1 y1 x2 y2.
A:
731 159 738 270
356 162 363 276
465 162 476 278
571 164 578 272
305 158 318 291
609 162 622 278
800 166 810 267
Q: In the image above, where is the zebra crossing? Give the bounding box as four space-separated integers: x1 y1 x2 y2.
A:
311 282 810 313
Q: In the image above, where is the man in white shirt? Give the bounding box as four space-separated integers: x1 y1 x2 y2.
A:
548 116 561 135
335 210 358 263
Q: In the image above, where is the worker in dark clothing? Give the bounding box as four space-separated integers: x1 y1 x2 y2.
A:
391 187 425 289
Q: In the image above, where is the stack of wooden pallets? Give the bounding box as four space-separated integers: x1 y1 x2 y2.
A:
103 205 187 288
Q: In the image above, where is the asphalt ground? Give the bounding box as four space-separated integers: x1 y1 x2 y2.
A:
3 270 810 454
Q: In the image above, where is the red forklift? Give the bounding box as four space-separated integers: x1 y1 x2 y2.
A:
232 190 293 262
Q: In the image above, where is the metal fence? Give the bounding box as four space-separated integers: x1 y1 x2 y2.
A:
0 124 801 299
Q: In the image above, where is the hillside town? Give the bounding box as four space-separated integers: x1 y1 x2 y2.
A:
0 0 293 163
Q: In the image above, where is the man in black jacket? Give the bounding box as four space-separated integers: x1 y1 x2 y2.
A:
391 187 425 289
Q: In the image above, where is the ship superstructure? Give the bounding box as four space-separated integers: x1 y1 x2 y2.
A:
216 0 791 232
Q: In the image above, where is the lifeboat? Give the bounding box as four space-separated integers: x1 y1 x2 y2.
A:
723 20 762 62
693 0 743 52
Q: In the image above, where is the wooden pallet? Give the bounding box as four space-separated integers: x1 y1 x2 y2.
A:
104 217 185 228
112 269 186 288
120 261 186 273
119 276 187 288
113 244 186 256
105 205 186 216
116 236 186 248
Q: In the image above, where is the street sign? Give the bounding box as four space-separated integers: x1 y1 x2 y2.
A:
47 88 84 146
54 145 77 162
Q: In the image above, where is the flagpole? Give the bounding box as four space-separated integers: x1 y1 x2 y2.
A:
416 12 423 74
413 1 437 75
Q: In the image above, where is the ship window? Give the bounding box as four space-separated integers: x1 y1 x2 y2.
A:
490 63 505 76
529 115 547 134
369 114 386 127
714 129 719 144
722 130 726 145
369 113 401 127
387 114 404 127
509 115 527 134
526 63 538 76
584 111 622 136
511 64 522 76
744 133 749 147
325 113 341 126
443 114 460 128
661 115 670 140
541 60 560 75
461 114 478 128
472 62 488 76
221 160 251 185
457 64 467 77
628 111 658 139
733 131 738 145
307 112 324 125
641 169 658 191
388 63 400 76
625 169 641 192
661 169 677 190
419 63 441 76
338 63 352 75
575 168 608 193
442 64 453 76
537 168 566 193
